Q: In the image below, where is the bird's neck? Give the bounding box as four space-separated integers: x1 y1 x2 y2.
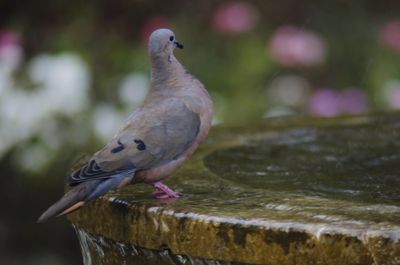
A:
150 54 185 89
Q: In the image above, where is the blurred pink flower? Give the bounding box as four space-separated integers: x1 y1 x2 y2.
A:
0 30 21 47
269 25 326 66
310 88 368 116
0 30 23 69
309 89 340 116
213 2 258 35
379 20 400 52
339 88 368 114
140 17 171 43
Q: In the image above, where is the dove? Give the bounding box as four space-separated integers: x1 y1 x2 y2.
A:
38 28 213 222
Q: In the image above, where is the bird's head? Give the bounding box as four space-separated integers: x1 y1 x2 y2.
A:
148 28 184 58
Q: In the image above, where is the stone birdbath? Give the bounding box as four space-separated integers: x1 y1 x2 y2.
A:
69 112 400 265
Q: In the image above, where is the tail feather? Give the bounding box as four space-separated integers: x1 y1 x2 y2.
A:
37 180 100 223
58 201 86 217
38 173 133 223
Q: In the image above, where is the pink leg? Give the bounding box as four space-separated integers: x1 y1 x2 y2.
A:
151 181 182 199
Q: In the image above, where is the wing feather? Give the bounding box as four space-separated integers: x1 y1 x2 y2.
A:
67 98 200 186
68 159 135 185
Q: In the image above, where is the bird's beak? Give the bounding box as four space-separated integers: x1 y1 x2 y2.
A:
174 41 184 49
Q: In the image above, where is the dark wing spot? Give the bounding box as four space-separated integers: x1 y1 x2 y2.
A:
134 139 146 151
111 139 125 153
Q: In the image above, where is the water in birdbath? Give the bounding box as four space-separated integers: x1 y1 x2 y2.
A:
70 113 400 265
206 127 400 204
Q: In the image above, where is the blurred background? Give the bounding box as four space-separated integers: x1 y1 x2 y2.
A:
1 0 400 264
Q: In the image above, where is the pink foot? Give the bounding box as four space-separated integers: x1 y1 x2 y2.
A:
151 181 182 199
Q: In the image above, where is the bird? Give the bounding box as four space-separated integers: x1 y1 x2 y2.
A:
38 28 213 222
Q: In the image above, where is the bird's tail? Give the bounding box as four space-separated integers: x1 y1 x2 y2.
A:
37 174 132 223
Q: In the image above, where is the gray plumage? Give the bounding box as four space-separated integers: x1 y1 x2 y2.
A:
38 28 213 222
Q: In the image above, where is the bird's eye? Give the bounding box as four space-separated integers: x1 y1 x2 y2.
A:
169 36 174 42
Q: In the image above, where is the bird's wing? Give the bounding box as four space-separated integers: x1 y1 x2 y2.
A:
67 98 200 185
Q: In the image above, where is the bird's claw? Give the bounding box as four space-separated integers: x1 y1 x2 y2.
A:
151 181 182 199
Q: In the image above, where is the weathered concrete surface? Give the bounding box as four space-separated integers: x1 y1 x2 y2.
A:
69 112 400 265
